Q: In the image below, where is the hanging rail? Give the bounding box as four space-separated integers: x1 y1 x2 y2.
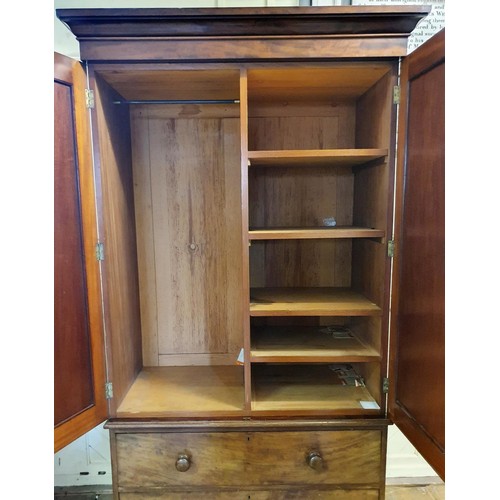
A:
113 99 240 105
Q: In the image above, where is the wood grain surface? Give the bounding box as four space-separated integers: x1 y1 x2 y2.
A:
130 106 243 364
115 429 382 488
116 366 245 418
119 490 380 499
250 325 380 363
251 364 379 414
250 288 382 317
54 53 107 452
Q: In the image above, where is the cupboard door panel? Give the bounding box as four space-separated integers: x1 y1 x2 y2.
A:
390 30 445 479
54 52 107 452
54 73 94 425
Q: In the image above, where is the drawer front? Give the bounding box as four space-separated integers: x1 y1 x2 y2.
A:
120 489 380 499
115 430 382 489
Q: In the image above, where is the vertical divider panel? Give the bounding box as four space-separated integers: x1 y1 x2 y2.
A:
240 69 252 412
130 105 159 367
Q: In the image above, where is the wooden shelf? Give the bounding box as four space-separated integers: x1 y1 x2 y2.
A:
247 149 388 168
249 226 385 240
250 326 380 363
250 287 382 317
251 365 380 415
116 366 245 418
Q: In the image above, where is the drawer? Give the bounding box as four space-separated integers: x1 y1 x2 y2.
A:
115 429 382 489
120 489 380 499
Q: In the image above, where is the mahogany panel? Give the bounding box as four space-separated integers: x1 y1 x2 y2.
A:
57 5 427 64
54 53 107 452
57 6 430 39
77 37 411 63
390 30 445 480
54 77 94 426
114 429 381 487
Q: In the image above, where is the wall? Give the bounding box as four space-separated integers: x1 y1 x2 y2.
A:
54 0 443 487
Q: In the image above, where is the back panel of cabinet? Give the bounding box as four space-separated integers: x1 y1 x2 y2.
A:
130 104 243 367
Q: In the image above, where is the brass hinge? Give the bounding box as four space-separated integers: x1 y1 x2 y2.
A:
388 239 395 258
95 242 104 261
105 382 113 400
393 85 401 105
85 88 95 109
383 378 389 394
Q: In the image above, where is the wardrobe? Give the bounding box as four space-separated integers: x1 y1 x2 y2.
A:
54 6 444 498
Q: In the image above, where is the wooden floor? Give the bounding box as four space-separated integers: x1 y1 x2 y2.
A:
386 483 445 499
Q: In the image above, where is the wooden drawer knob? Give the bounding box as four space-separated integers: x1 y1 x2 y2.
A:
175 454 191 472
307 451 323 471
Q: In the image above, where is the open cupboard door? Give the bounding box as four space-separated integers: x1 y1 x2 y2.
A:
54 52 108 452
389 29 445 480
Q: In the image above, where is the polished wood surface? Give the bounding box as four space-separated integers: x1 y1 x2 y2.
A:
114 428 382 488
57 6 428 61
54 66 94 427
75 38 413 63
105 418 390 433
57 6 430 37
116 366 245 418
250 288 382 317
390 29 445 480
54 6 440 494
54 53 107 452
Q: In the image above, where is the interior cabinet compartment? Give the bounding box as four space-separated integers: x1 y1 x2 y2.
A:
250 317 381 363
91 60 395 417
92 68 246 417
247 63 396 233
249 315 382 414
115 366 245 418
251 363 381 415
246 62 395 417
